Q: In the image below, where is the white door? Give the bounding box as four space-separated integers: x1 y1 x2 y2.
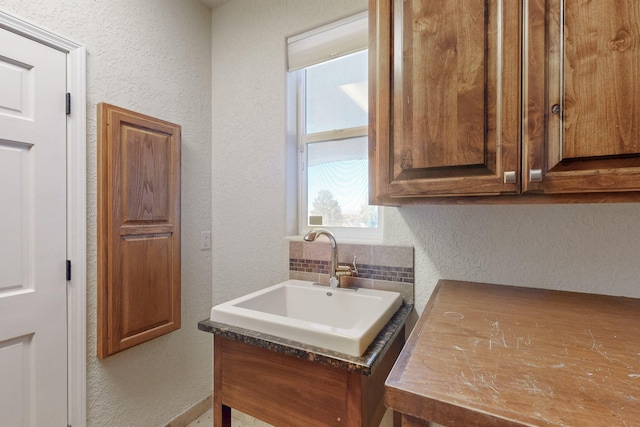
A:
0 27 68 426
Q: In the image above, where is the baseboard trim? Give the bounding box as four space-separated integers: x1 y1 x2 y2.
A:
165 393 212 427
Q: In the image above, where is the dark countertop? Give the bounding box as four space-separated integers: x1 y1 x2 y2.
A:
198 303 412 376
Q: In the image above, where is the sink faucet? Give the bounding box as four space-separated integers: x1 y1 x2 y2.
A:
303 228 355 288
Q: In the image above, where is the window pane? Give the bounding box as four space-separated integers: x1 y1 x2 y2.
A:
307 136 377 228
305 50 368 134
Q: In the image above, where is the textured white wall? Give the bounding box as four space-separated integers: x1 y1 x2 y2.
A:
212 1 640 311
385 203 640 312
0 1 213 426
211 0 369 305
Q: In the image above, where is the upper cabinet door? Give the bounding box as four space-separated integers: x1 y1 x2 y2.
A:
524 0 640 194
370 0 521 203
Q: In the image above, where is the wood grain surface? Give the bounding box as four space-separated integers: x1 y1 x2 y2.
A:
97 103 181 358
369 0 521 201
214 327 405 427
372 0 640 203
386 280 640 426
524 0 640 196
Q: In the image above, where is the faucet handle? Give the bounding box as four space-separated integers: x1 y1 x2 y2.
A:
336 256 358 278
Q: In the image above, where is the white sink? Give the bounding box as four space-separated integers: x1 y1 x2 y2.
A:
210 279 402 357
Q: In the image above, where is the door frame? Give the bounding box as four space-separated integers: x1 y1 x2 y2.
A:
0 11 87 427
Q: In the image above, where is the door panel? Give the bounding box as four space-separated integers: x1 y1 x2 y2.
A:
397 0 486 171
563 1 640 159
0 143 29 291
369 0 521 201
0 27 67 426
0 56 32 120
524 0 640 194
0 336 33 427
121 235 172 338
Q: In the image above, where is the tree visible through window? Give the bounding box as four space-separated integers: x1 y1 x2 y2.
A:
311 190 342 226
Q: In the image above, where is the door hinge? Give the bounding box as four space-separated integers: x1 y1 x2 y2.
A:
66 260 72 281
66 92 71 115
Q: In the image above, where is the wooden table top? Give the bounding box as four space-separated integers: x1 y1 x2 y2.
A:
385 280 640 426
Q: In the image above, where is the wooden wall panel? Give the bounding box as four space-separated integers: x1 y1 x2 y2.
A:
122 126 171 222
120 235 172 339
97 103 181 359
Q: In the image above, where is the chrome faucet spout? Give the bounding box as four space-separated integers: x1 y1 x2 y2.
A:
303 228 340 287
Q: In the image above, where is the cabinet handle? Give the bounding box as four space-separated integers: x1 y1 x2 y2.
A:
503 171 516 184
529 169 543 182
551 104 561 115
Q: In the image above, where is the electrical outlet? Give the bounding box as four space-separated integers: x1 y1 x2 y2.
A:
200 231 211 250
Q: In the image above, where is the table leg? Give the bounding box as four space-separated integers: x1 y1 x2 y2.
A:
401 413 431 427
213 402 231 427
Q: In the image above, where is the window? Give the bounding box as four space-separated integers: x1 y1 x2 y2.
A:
287 12 381 241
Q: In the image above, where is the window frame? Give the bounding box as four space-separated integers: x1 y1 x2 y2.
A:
293 55 382 242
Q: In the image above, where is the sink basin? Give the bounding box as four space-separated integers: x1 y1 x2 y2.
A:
210 279 402 356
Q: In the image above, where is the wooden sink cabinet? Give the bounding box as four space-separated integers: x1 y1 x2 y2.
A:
213 334 403 427
198 304 411 427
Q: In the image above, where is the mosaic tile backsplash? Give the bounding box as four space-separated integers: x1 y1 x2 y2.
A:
290 259 414 284
289 241 414 304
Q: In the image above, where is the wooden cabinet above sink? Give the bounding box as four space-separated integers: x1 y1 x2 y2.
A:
369 0 640 204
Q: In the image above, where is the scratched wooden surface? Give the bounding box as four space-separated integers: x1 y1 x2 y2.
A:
385 280 640 427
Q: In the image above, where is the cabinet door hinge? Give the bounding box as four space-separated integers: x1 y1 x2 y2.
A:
66 93 71 115
66 260 72 281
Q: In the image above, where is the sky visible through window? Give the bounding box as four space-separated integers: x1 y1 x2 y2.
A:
305 50 368 133
304 50 375 228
